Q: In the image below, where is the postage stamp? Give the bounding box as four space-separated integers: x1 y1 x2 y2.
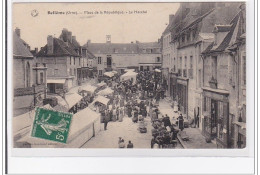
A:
31 107 73 144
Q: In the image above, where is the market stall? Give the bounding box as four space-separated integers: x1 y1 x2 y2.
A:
120 71 138 84
15 107 101 148
90 95 110 112
97 87 114 96
59 93 83 112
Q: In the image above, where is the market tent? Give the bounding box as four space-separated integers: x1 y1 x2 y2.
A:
69 107 101 143
111 70 118 74
124 69 135 72
13 104 53 147
97 87 114 96
13 104 53 134
120 71 138 84
155 68 161 72
103 71 115 78
91 95 110 106
15 107 102 148
96 82 107 88
60 93 83 109
81 85 97 94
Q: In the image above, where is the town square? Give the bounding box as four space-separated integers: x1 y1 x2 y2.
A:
12 2 246 149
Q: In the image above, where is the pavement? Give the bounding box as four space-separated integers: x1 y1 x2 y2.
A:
158 98 217 149
82 117 153 148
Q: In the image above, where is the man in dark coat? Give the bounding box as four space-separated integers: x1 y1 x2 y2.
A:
104 111 110 130
127 141 134 148
177 114 184 131
162 115 171 127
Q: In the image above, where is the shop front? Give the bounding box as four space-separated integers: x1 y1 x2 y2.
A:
169 73 177 101
202 87 230 148
176 78 188 115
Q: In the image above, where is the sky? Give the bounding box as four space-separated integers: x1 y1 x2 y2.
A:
13 3 180 49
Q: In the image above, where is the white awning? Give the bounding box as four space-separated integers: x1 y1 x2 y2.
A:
121 71 138 78
60 93 83 109
97 87 114 96
104 72 115 78
155 68 161 72
47 79 66 84
124 69 135 72
70 108 100 137
96 82 107 88
81 85 97 94
91 95 110 105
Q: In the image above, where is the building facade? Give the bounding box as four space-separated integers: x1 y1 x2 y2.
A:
13 28 47 116
85 35 161 75
201 5 246 148
162 2 242 125
36 29 81 93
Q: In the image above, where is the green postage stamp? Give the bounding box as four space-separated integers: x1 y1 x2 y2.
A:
31 107 73 143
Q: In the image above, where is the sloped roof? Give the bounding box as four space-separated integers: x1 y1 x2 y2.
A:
170 2 242 41
13 32 33 58
137 42 160 49
84 43 139 54
36 38 79 57
202 10 242 54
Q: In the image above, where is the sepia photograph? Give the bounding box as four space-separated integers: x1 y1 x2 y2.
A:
12 2 246 150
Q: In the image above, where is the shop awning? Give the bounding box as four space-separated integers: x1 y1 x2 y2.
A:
91 95 110 106
81 85 97 94
124 69 135 72
155 68 161 72
60 93 83 109
104 72 115 78
47 79 66 84
70 108 100 138
97 87 114 96
96 82 107 88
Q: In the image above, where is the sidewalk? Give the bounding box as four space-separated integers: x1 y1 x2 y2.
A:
158 98 217 149
177 128 217 149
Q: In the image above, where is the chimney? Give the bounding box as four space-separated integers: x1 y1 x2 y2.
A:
47 35 54 54
62 28 68 42
169 14 174 23
35 47 38 53
106 35 111 43
68 32 72 42
72 36 76 41
15 27 21 37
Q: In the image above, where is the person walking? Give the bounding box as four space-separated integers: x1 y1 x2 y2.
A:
119 139 126 148
104 110 110 130
177 113 184 131
127 141 134 148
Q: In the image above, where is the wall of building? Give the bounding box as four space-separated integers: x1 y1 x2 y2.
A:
13 58 34 89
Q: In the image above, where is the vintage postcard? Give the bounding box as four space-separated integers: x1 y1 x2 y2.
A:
12 2 247 150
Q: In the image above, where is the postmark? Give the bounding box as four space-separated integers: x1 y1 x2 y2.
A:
31 107 73 143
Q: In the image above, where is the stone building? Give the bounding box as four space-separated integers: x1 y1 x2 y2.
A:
84 35 161 75
13 28 47 116
161 2 242 131
201 4 246 148
36 31 81 93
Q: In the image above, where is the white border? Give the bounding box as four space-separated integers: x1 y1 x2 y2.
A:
6 0 256 174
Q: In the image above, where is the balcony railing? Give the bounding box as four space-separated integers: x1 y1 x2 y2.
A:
183 69 187 78
188 69 193 78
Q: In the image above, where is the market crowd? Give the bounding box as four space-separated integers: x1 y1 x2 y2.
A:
83 70 185 149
